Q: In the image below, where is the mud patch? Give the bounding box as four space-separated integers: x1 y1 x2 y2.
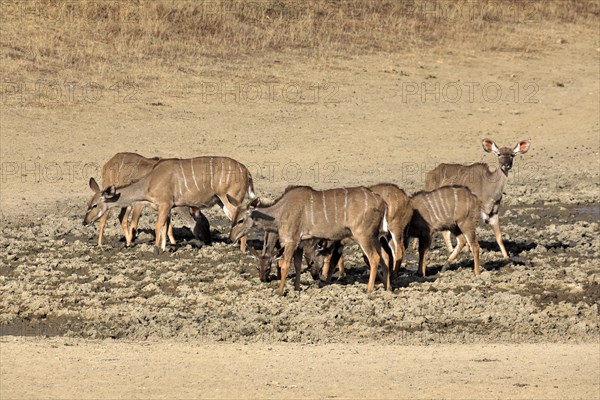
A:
0 202 598 344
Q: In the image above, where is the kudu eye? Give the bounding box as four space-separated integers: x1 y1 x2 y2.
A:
237 218 244 224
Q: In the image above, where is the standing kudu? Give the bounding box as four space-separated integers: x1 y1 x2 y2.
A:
369 184 413 278
312 184 412 283
425 138 530 258
84 152 210 247
229 186 389 295
83 156 255 254
407 186 484 277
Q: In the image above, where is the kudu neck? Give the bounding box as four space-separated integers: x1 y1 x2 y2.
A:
254 201 282 232
110 177 150 208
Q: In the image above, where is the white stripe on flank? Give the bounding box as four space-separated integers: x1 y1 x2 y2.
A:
425 196 440 224
309 192 315 225
118 154 124 175
361 188 369 225
453 188 458 218
333 190 338 224
437 190 449 218
128 158 141 181
219 158 224 186
176 174 183 199
343 188 348 223
322 191 329 223
179 161 190 192
209 157 214 189
191 159 200 191
430 193 443 222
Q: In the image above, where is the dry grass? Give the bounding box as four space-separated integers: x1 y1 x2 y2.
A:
1 0 598 85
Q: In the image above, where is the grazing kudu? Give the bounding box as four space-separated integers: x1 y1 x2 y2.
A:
425 139 530 258
249 231 344 283
83 156 255 254
85 152 210 247
406 186 483 277
230 186 389 295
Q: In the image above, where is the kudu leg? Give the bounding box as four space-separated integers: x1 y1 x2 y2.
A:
447 234 467 264
417 236 431 277
358 236 385 293
458 221 482 275
442 231 454 253
321 252 334 283
118 207 132 246
167 217 176 245
129 204 145 245
489 214 509 259
278 243 299 296
464 233 481 275
293 248 303 291
336 255 346 278
154 206 171 255
97 210 110 246
219 195 248 253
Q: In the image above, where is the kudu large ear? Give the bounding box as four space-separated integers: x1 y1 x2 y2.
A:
273 246 285 260
226 194 241 207
248 197 261 209
250 210 274 222
101 185 119 202
482 138 499 155
248 247 260 259
513 140 531 155
89 177 100 193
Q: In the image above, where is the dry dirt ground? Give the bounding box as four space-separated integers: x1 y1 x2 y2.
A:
1 9 599 400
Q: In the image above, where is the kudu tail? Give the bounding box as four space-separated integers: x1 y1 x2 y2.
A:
247 172 257 200
382 206 389 233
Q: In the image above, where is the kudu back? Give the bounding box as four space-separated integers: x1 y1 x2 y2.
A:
425 138 530 258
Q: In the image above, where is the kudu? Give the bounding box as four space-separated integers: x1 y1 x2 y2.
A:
369 184 413 278
406 186 483 277
84 156 255 254
424 138 530 258
229 186 389 295
312 184 412 283
84 152 210 247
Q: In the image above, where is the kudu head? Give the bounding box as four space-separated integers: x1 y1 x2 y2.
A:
228 196 264 243
482 138 531 176
83 177 120 226
248 245 282 282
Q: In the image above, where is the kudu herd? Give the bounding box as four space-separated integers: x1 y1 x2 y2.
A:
84 138 530 295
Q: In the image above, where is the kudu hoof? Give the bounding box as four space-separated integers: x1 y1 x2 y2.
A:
153 246 160 256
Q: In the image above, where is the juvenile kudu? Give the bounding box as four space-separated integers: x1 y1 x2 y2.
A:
230 186 389 295
425 138 530 258
84 156 255 254
85 152 210 247
407 186 483 277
